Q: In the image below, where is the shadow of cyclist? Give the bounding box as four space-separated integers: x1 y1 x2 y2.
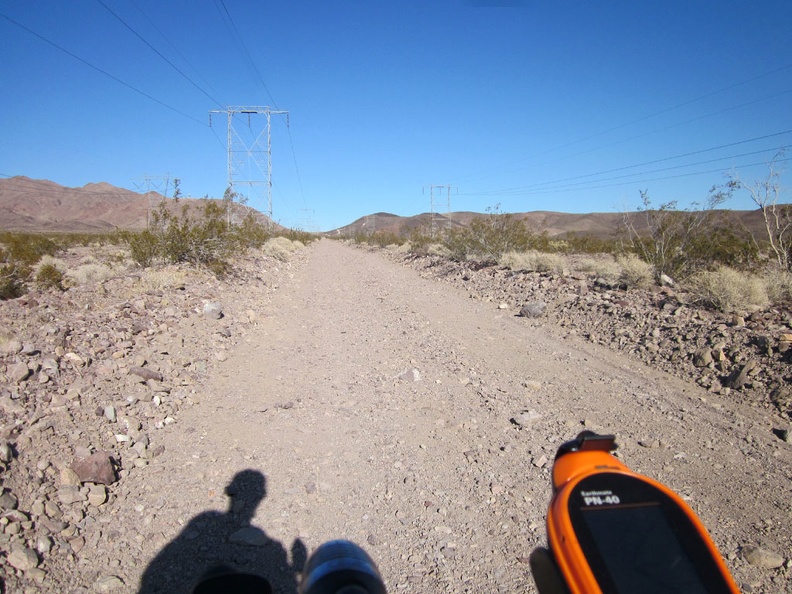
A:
138 469 305 594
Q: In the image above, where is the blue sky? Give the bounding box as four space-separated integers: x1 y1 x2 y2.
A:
1 1 791 231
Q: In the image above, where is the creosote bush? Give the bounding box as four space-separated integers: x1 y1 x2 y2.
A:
442 208 532 261
35 263 65 291
122 199 281 273
0 263 27 300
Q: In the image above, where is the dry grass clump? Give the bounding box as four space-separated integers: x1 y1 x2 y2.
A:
35 254 67 270
686 266 769 313
763 271 792 305
139 267 193 291
427 243 451 257
498 250 569 273
261 237 303 261
617 254 653 289
65 263 122 286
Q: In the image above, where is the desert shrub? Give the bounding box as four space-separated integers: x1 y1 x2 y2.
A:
35 263 65 291
564 234 621 254
367 231 404 248
408 225 433 255
623 188 757 282
280 229 316 245
441 226 472 260
617 253 653 289
125 230 160 268
686 267 769 313
444 207 532 261
0 263 27 300
122 199 274 272
234 213 271 248
0 232 58 266
426 243 451 257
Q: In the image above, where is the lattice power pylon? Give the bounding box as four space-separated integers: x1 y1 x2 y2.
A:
209 106 289 219
424 184 456 237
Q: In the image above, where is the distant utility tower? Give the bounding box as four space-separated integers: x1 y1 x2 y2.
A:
296 208 319 233
423 184 457 236
133 173 173 196
133 174 172 229
209 106 289 219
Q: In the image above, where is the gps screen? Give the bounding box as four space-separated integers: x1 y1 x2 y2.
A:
580 503 708 594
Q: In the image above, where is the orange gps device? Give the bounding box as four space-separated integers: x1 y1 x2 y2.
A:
530 432 740 594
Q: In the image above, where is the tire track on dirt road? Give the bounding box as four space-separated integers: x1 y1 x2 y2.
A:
133 240 791 593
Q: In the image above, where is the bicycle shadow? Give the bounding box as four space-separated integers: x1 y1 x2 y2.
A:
137 469 305 594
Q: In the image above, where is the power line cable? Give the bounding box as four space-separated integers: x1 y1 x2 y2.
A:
479 129 792 195
458 62 792 184
286 126 308 208
548 88 792 168
95 0 224 108
213 0 279 109
0 12 206 126
463 157 792 197
129 0 225 103
476 146 788 195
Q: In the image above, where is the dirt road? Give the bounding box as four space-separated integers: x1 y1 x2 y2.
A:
128 240 791 593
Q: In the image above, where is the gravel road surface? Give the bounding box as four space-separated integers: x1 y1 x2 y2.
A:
128 240 791 593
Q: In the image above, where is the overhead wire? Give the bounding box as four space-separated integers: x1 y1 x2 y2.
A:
471 147 788 196
212 0 310 216
458 62 792 185
0 12 207 126
470 129 792 195
94 0 224 108
462 154 792 197
128 0 225 104
213 0 278 109
519 157 792 196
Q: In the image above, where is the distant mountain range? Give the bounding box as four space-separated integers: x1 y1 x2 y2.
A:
0 176 767 239
0 176 276 233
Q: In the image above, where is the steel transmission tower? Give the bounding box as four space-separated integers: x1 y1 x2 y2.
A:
133 174 173 229
209 106 289 220
424 184 456 236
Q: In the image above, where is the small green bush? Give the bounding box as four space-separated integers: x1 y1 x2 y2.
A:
408 225 434 256
125 230 160 268
686 267 769 312
280 229 315 245
35 263 64 290
0 232 58 266
0 263 27 300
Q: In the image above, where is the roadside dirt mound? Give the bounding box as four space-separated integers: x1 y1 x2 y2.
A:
1 240 791 593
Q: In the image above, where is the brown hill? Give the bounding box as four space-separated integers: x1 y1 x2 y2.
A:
0 177 277 233
0 176 770 239
332 208 769 240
